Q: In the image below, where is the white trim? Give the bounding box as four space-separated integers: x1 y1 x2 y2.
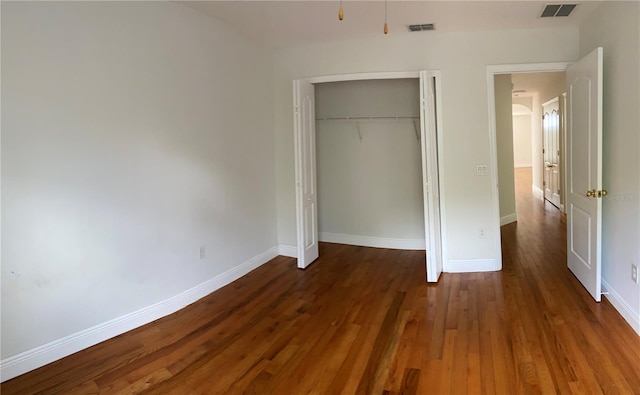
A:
0 246 280 382
307 71 419 84
532 185 544 199
446 259 500 273
319 232 425 250
488 62 571 74
500 213 517 226
602 279 640 336
562 92 568 214
542 96 560 108
278 244 297 258
486 72 505 274
514 163 532 168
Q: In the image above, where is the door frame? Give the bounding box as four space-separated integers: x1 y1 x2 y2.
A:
295 71 448 279
486 62 571 268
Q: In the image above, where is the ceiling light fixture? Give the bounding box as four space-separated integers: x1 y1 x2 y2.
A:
338 0 344 21
384 0 388 34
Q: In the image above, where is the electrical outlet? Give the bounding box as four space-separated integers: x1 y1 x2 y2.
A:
476 165 488 176
199 246 206 260
632 264 638 284
479 228 486 238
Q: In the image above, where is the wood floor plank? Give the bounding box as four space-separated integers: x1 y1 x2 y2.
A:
2 167 639 394
398 367 420 395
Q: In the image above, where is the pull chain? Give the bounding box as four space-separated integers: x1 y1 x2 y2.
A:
384 0 388 34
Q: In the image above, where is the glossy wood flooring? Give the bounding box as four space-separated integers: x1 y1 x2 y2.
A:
3 168 639 394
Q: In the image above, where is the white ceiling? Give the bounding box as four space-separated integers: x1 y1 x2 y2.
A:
181 1 602 48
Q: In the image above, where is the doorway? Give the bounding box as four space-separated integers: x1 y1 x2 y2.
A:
542 96 563 209
493 71 567 228
314 79 425 250
293 71 446 282
487 50 606 303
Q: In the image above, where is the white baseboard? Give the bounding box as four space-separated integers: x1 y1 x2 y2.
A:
532 185 544 199
514 164 532 168
500 213 517 226
0 246 280 382
602 279 640 337
445 258 500 273
278 244 297 258
319 232 425 250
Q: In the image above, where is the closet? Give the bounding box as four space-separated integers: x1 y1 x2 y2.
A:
293 71 444 282
314 79 425 249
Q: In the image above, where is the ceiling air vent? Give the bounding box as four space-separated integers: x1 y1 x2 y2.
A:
408 23 435 32
541 4 577 17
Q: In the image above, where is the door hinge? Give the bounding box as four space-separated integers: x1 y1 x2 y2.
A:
542 148 545 154
543 181 546 186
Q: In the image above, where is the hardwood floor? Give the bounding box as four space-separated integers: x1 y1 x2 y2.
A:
2 167 639 394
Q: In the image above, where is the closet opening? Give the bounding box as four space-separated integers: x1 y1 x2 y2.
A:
294 71 445 282
314 79 426 252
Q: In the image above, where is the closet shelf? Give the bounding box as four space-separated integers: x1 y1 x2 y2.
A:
316 116 421 142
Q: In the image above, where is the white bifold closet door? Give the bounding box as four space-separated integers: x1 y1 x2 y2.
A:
420 71 443 282
293 72 443 282
293 79 319 269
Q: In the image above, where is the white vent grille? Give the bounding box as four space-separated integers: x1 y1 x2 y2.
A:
408 23 435 32
541 4 577 17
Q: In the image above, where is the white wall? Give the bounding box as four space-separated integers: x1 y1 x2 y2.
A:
512 97 534 172
1 0 277 365
531 93 543 197
512 97 533 111
512 114 533 168
579 1 640 332
315 80 424 246
495 75 516 225
274 28 579 270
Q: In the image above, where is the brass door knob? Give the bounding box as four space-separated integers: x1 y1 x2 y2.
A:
585 189 596 197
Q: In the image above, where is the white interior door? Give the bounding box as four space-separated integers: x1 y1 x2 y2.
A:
543 98 561 208
420 71 443 282
293 80 319 269
566 47 604 302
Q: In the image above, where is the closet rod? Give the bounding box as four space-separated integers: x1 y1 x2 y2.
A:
315 116 419 121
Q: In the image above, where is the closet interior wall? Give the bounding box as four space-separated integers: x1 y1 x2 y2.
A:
314 79 426 249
